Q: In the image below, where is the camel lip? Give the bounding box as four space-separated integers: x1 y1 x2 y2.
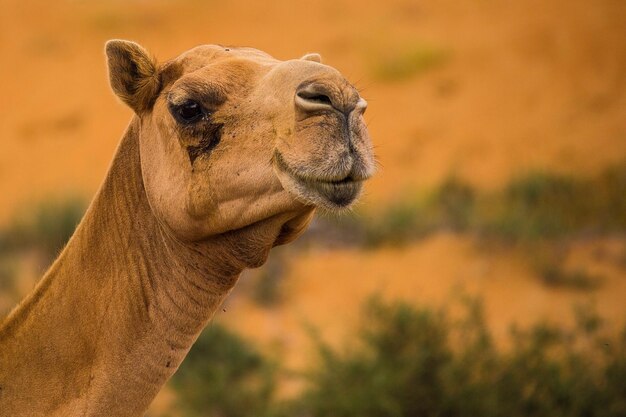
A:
274 151 363 209
301 174 362 187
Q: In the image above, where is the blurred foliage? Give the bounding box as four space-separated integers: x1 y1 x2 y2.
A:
170 324 277 417
251 247 289 307
484 166 626 241
311 163 626 289
166 298 626 417
296 298 454 417
353 197 432 247
0 186 623 415
0 257 17 294
292 297 626 417
537 263 602 290
436 177 476 232
317 177 476 248
0 195 86 261
332 163 626 247
0 195 86 317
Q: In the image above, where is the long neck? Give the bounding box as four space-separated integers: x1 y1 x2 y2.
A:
0 119 250 417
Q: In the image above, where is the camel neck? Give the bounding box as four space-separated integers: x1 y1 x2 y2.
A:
0 118 240 417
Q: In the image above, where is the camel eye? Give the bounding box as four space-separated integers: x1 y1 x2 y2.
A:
172 100 204 124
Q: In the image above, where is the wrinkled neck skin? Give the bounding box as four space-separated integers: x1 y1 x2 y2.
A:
0 118 310 417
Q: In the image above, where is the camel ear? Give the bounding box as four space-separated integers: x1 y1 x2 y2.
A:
105 39 160 114
301 53 322 63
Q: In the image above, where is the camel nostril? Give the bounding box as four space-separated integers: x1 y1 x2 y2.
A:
295 81 363 116
295 83 336 113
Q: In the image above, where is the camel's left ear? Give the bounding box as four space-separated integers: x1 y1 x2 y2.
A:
105 39 160 114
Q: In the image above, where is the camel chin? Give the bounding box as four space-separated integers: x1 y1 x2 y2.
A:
274 153 364 210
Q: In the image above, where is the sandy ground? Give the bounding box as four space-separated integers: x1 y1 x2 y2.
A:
1 0 626 411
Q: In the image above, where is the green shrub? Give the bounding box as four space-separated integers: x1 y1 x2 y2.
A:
294 298 626 417
486 173 592 241
298 298 453 417
594 164 626 231
483 165 626 242
0 257 17 294
252 248 288 307
328 164 626 248
435 176 476 232
362 198 433 247
329 177 475 248
170 324 277 417
539 265 601 290
165 298 626 417
0 196 86 260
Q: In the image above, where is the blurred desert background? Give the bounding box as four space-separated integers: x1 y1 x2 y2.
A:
1 0 625 416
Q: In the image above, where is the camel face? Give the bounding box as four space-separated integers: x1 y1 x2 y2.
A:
106 41 374 242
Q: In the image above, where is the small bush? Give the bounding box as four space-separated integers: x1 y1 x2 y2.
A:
435 176 476 232
0 258 17 294
0 196 86 260
539 265 601 290
486 173 592 241
594 165 626 231
483 166 626 242
361 198 433 247
327 177 475 248
328 164 626 249
164 298 626 417
298 298 453 417
252 248 289 307
170 324 277 417
294 298 626 417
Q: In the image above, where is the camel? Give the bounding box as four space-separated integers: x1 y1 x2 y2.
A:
0 40 374 417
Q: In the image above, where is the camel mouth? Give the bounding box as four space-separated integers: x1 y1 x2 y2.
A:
297 175 364 207
274 151 364 210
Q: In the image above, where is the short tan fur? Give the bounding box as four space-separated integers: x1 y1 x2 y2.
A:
0 40 374 417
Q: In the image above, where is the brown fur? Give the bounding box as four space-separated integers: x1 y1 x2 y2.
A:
106 40 160 114
0 40 374 417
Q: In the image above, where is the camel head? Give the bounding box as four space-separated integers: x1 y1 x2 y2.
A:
105 40 374 244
